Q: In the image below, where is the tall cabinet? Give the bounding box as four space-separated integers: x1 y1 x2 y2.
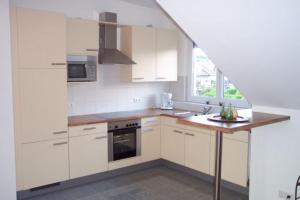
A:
12 7 69 190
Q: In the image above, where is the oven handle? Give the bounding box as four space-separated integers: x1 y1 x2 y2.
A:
114 139 130 144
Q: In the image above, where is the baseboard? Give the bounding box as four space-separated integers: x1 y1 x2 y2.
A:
17 159 248 199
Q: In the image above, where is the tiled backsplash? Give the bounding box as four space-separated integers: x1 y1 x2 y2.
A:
68 65 170 116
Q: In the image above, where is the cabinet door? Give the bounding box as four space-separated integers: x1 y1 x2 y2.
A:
161 126 184 165
185 130 211 174
156 29 178 81
210 134 248 187
22 139 69 189
69 133 108 179
18 69 68 143
131 27 156 82
67 18 99 55
17 7 66 68
142 125 161 162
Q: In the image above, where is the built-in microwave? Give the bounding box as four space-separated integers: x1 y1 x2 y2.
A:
67 56 97 82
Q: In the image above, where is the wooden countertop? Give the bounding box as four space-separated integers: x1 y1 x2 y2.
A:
177 109 290 133
68 108 199 126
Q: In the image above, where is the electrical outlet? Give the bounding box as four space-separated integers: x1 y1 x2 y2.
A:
278 190 293 199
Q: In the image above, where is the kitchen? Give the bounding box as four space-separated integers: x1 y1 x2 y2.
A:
1 0 297 200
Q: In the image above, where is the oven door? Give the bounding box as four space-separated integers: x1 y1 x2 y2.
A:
108 127 141 161
67 62 88 82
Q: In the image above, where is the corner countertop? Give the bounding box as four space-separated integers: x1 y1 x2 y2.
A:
68 108 290 134
68 108 199 126
177 109 290 133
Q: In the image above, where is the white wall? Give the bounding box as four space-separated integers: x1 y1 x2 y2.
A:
250 105 300 200
12 0 178 115
157 0 300 110
0 0 17 199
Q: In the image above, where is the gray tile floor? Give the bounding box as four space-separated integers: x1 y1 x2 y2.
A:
26 167 248 200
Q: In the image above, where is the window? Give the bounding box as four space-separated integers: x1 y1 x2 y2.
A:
192 48 217 98
188 45 249 107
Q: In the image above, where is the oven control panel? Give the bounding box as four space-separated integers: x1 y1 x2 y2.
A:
108 119 141 131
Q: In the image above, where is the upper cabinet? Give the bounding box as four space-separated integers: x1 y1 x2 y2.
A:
121 26 156 82
156 29 178 81
17 7 66 69
66 18 99 55
121 26 178 82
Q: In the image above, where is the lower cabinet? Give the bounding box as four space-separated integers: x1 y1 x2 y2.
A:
69 133 108 179
184 129 211 174
210 132 249 187
161 125 185 165
22 138 69 189
141 125 161 162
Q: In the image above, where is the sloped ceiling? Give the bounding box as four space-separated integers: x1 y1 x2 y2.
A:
157 0 300 109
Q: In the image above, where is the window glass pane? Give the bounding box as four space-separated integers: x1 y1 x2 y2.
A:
192 47 217 97
223 76 245 100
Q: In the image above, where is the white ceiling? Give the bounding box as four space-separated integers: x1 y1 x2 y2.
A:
157 0 300 109
119 0 159 9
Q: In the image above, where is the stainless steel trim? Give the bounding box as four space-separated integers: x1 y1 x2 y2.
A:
136 128 141 157
108 131 114 162
51 63 66 66
53 141 68 146
142 128 154 133
214 131 223 200
247 130 251 187
185 133 195 136
53 131 67 135
86 49 99 51
83 127 97 131
94 136 107 140
173 130 183 134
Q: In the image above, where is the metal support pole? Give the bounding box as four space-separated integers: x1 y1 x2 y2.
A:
214 131 223 200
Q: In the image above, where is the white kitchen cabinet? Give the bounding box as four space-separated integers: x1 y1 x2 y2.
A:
210 132 249 187
184 129 211 174
155 29 178 81
121 27 178 82
22 139 69 189
66 18 99 55
17 7 66 69
121 26 156 82
142 125 161 162
69 133 108 179
161 125 185 165
18 69 68 143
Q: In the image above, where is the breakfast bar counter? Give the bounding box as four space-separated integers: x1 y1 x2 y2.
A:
177 109 290 200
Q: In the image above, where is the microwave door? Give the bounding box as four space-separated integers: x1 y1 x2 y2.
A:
68 64 87 82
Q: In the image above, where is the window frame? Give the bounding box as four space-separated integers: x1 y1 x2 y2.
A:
187 46 250 108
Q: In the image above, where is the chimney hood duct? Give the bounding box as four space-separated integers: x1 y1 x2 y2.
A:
98 12 136 65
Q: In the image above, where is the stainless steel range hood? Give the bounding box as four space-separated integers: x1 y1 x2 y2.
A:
98 12 136 65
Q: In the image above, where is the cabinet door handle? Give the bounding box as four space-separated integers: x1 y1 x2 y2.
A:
51 63 66 66
173 130 183 134
156 77 167 80
86 49 99 52
143 128 154 133
53 141 68 146
94 136 107 140
185 133 195 137
53 131 67 135
145 120 158 125
83 127 97 131
133 77 144 80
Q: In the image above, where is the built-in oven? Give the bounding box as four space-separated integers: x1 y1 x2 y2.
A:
108 119 141 161
67 56 97 82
